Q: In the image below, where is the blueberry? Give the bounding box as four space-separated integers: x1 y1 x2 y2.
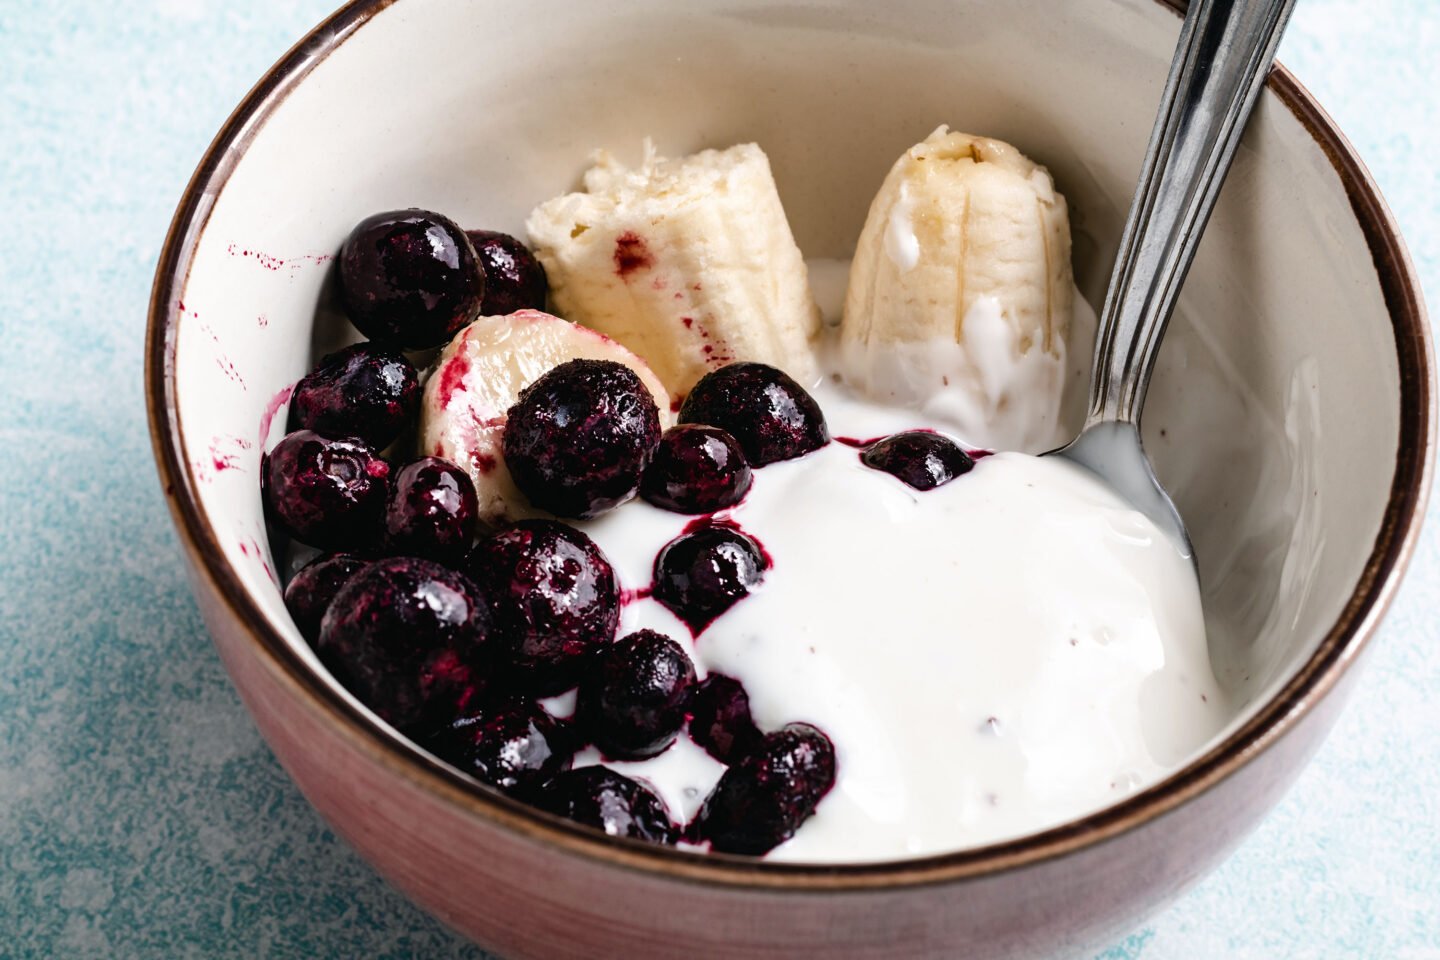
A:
384 457 479 563
316 557 491 734
534 767 678 845
425 700 570 795
283 552 368 644
685 673 762 763
287 343 419 449
678 362 828 466
652 525 767 634
503 359 662 518
339 209 484 349
690 723 836 855
465 520 620 695
860 431 974 491
640 424 752 514
466 229 548 316
579 630 696 760
263 429 389 550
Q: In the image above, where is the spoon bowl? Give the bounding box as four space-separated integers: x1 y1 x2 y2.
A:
1052 420 1193 558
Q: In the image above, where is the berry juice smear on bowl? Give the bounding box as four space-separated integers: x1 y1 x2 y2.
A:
148 0 1432 957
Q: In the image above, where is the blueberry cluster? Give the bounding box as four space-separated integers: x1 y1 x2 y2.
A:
267 209 548 557
269 351 835 852
262 209 977 857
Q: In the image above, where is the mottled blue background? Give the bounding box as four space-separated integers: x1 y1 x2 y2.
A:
1 1 1435 957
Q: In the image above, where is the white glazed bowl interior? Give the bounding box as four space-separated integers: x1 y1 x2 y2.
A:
171 0 1402 846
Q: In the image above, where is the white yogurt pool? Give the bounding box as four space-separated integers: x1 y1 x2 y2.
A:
573 372 1226 862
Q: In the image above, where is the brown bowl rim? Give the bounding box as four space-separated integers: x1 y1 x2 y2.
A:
145 0 1435 892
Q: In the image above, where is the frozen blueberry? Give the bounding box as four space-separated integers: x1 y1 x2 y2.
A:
690 723 836 855
579 630 695 761
426 700 570 795
316 557 491 734
685 673 762 763
465 520 620 695
503 359 662 518
860 431 974 491
287 343 419 449
652 525 767 634
534 767 678 845
339 209 484 349
384 457 479 563
640 424 752 514
466 229 548 316
678 362 828 466
263 429 389 550
283 552 368 644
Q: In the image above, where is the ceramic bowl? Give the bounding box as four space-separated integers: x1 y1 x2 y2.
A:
146 0 1433 956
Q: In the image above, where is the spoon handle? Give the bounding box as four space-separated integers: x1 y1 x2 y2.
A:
1085 0 1296 427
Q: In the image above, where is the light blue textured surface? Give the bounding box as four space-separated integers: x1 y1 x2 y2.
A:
0 2 1435 957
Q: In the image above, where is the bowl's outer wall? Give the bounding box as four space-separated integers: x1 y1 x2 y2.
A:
191 548 1365 960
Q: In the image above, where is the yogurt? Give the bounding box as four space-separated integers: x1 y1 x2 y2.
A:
575 375 1225 862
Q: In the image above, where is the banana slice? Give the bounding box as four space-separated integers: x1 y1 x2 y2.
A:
840 126 1074 452
526 142 821 396
418 309 674 522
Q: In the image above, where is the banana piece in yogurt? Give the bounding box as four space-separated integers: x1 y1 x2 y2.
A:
526 142 821 396
417 310 673 522
840 126 1074 451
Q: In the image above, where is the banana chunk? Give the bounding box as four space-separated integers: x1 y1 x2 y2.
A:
841 126 1074 452
418 310 673 522
526 142 821 396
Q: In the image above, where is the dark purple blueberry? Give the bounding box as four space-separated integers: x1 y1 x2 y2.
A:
534 767 678 845
686 674 762 763
465 520 620 695
652 525 767 634
262 429 389 550
287 343 420 449
426 701 570 795
283 553 368 644
503 359 662 519
466 229 548 316
316 557 491 733
640 424 752 514
339 209 484 349
860 431 974 491
678 362 828 466
579 630 695 761
690 723 836 855
384 457 479 563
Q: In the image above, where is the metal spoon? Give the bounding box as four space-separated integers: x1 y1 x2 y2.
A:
1049 0 1296 562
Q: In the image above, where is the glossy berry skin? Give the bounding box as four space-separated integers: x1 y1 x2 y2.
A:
263 430 389 550
465 520 620 695
652 525 768 634
640 424 752 514
316 557 491 734
384 457 479 564
425 701 570 796
288 343 419 449
503 358 662 518
283 553 369 644
339 209 485 349
690 723 836 855
860 431 975 491
535 767 678 845
580 630 696 761
685 673 762 763
466 229 548 316
678 362 828 466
